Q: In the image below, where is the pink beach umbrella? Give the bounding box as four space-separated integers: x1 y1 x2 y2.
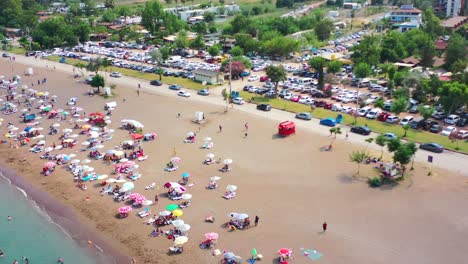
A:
171 157 181 163
277 248 292 257
134 195 146 205
44 161 56 168
129 193 141 200
204 232 219 240
118 206 132 214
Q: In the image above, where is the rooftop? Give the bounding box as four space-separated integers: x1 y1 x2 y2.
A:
194 69 221 77
441 16 468 29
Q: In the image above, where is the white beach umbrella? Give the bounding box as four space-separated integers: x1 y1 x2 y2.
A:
89 131 99 138
178 224 191 232
45 147 53 152
119 158 128 163
181 194 192 200
36 127 43 130
21 108 28 112
10 127 18 131
81 141 90 146
97 174 108 180
63 128 72 133
206 153 215 158
159 210 171 216
52 123 60 128
68 154 76 158
223 159 233 165
186 131 194 137
172 220 185 228
95 144 104 149
70 134 78 138
143 200 153 206
115 179 126 183
204 137 212 141
107 178 117 183
226 185 237 192
86 167 94 172
210 176 221 181
55 145 63 150
81 159 91 164
37 140 46 145
105 120 111 124
71 159 80 164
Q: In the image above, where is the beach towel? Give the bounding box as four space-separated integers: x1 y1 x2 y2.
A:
301 249 323 261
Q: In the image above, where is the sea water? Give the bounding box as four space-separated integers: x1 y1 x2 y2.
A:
0 173 98 264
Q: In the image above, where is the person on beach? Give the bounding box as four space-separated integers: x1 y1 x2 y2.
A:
322 222 327 232
0 249 4 257
137 90 140 96
22 256 29 264
244 122 249 131
255 216 259 226
219 125 222 132
173 147 177 156
131 258 137 264
345 132 349 140
154 195 158 203
138 83 141 89
177 113 181 118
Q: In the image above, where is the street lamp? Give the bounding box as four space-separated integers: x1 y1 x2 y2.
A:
226 56 232 112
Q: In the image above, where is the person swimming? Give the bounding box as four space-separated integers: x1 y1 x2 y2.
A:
7 216 12 221
57 257 64 263
0 249 4 257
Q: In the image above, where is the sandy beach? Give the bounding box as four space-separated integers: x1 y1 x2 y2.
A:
1 58 468 264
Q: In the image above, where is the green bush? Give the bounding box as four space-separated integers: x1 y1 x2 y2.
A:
368 177 382 188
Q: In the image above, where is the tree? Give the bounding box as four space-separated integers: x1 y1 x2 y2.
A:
223 61 246 77
391 96 408 116
204 12 215 23
421 9 444 38
265 65 287 96
402 124 410 137
189 33 205 51
418 105 434 120
104 0 115 9
208 45 220 57
90 74 105 93
150 50 164 80
437 82 468 114
0 0 23 28
419 35 435 69
393 144 413 176
314 19 334 41
86 57 111 74
175 30 189 49
405 142 418 170
450 59 468 74
32 17 77 49
74 62 87 76
261 36 299 58
327 60 343 74
309 57 326 90
351 35 381 66
387 138 401 153
74 21 91 43
141 0 184 36
349 150 370 177
353 62 372 79
230 46 244 57
375 135 387 159
329 127 342 148
159 46 171 62
445 34 465 70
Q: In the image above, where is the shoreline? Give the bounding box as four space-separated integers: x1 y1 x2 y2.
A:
0 153 131 264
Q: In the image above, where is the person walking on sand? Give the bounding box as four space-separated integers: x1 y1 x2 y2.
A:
137 89 140 96
173 147 177 156
177 113 181 118
131 258 137 264
219 125 222 133
138 83 141 89
322 222 327 232
244 122 249 131
154 195 158 203
345 131 349 140
255 215 259 226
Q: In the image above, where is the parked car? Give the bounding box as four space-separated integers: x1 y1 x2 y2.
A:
110 72 122 78
419 142 444 153
248 75 259 82
169 84 181 90
409 118 425 129
197 89 210 96
430 123 443 133
150 80 162 86
408 105 419 113
366 108 381 119
383 133 397 141
456 117 467 127
444 114 460 125
232 97 245 105
457 130 468 139
350 126 371 135
260 76 269 82
423 120 438 130
319 118 337 127
441 126 457 136
400 116 414 126
386 115 400 124
256 104 271 111
295 112 312 120
177 90 191 97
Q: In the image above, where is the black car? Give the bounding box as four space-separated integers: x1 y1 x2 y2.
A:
2 53 11 58
430 123 442 133
350 126 371 135
456 117 466 127
243 85 253 91
150 80 162 86
423 120 438 130
419 142 444 153
256 104 271 111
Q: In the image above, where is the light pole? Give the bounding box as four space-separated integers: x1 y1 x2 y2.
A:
226 56 232 112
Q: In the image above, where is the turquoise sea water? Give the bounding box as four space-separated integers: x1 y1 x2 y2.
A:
0 173 98 264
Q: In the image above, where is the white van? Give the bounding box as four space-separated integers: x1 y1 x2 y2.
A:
300 78 314 86
358 106 372 116
168 56 182 63
366 108 381 119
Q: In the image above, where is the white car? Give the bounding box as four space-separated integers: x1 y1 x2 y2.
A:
457 130 468 139
248 75 259 82
110 72 122 78
400 116 414 126
441 126 457 136
386 115 400 124
298 96 311 104
444 114 459 125
232 97 245 105
177 90 191 97
365 95 380 105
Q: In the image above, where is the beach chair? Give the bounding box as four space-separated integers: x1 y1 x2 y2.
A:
128 173 142 181
202 142 214 149
223 192 236 200
145 183 156 190
170 195 183 201
138 208 151 218
145 218 156 225
138 155 148 162
100 185 112 195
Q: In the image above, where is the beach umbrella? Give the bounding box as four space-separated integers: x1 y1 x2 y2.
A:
71 159 80 164
21 108 28 112
181 194 192 200
105 120 111 124
97 174 108 180
44 161 56 168
81 141 90 146
223 159 233 165
70 134 78 138
174 186 187 193
277 248 292 256
63 156 71 161
86 167 94 172
107 149 116 154
204 232 219 240
204 137 212 141
95 144 104 149
45 147 53 152
37 140 46 145
178 224 191 232
166 204 179 211
119 158 129 163
224 252 236 260
226 185 237 192
55 145 63 150
210 176 221 181
186 131 194 137
122 182 135 191
159 210 171 217
174 236 188 246
63 128 72 133
182 172 190 178
206 153 215 159
52 123 60 128
82 125 91 130
118 206 132 214
68 154 76 158
81 159 91 164
171 157 181 163
90 127 100 132
107 179 117 183
89 131 99 138
172 219 184 228
11 127 18 131
115 179 127 183
62 111 69 116
172 209 183 217
114 151 124 157
36 127 44 131
142 200 153 206
164 182 180 189
235 214 249 220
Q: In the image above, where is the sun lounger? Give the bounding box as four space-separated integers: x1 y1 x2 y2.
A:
128 173 141 181
202 142 214 149
100 185 112 195
138 155 148 162
164 166 178 172
138 208 150 218
145 183 156 190
223 192 236 200
145 218 156 225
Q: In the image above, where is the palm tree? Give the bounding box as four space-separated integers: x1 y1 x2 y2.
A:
375 135 387 159
150 50 164 80
349 150 370 177
364 138 374 150
402 124 410 137
329 127 342 148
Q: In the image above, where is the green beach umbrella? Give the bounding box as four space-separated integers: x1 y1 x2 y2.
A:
166 204 179 211
251 248 257 257
43 107 51 112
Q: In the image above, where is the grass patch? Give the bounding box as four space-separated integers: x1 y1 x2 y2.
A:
240 91 468 153
47 56 211 90
8 47 26 55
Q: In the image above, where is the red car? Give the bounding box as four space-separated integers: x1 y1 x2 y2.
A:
290 95 302 102
377 112 390 122
260 76 270 82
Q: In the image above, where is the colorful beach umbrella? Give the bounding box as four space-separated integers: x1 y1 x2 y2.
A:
204 232 219 240
277 248 292 256
182 172 190 178
118 206 132 214
174 236 188 245
172 209 183 217
122 182 135 191
166 204 179 211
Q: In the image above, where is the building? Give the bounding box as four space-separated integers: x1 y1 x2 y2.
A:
193 69 223 85
114 16 142 25
343 2 362 9
173 4 240 22
390 5 422 32
446 0 463 17
441 16 468 30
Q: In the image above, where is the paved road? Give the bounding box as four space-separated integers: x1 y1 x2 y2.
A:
9 55 468 176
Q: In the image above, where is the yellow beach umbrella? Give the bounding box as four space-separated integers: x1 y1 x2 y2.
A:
172 209 183 217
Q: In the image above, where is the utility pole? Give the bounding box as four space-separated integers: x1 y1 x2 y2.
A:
226 56 232 112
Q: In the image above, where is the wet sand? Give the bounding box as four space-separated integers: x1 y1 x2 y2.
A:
1 60 468 264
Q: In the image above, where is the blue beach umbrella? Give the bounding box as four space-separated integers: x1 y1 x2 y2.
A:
182 172 190 178
63 155 71 161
